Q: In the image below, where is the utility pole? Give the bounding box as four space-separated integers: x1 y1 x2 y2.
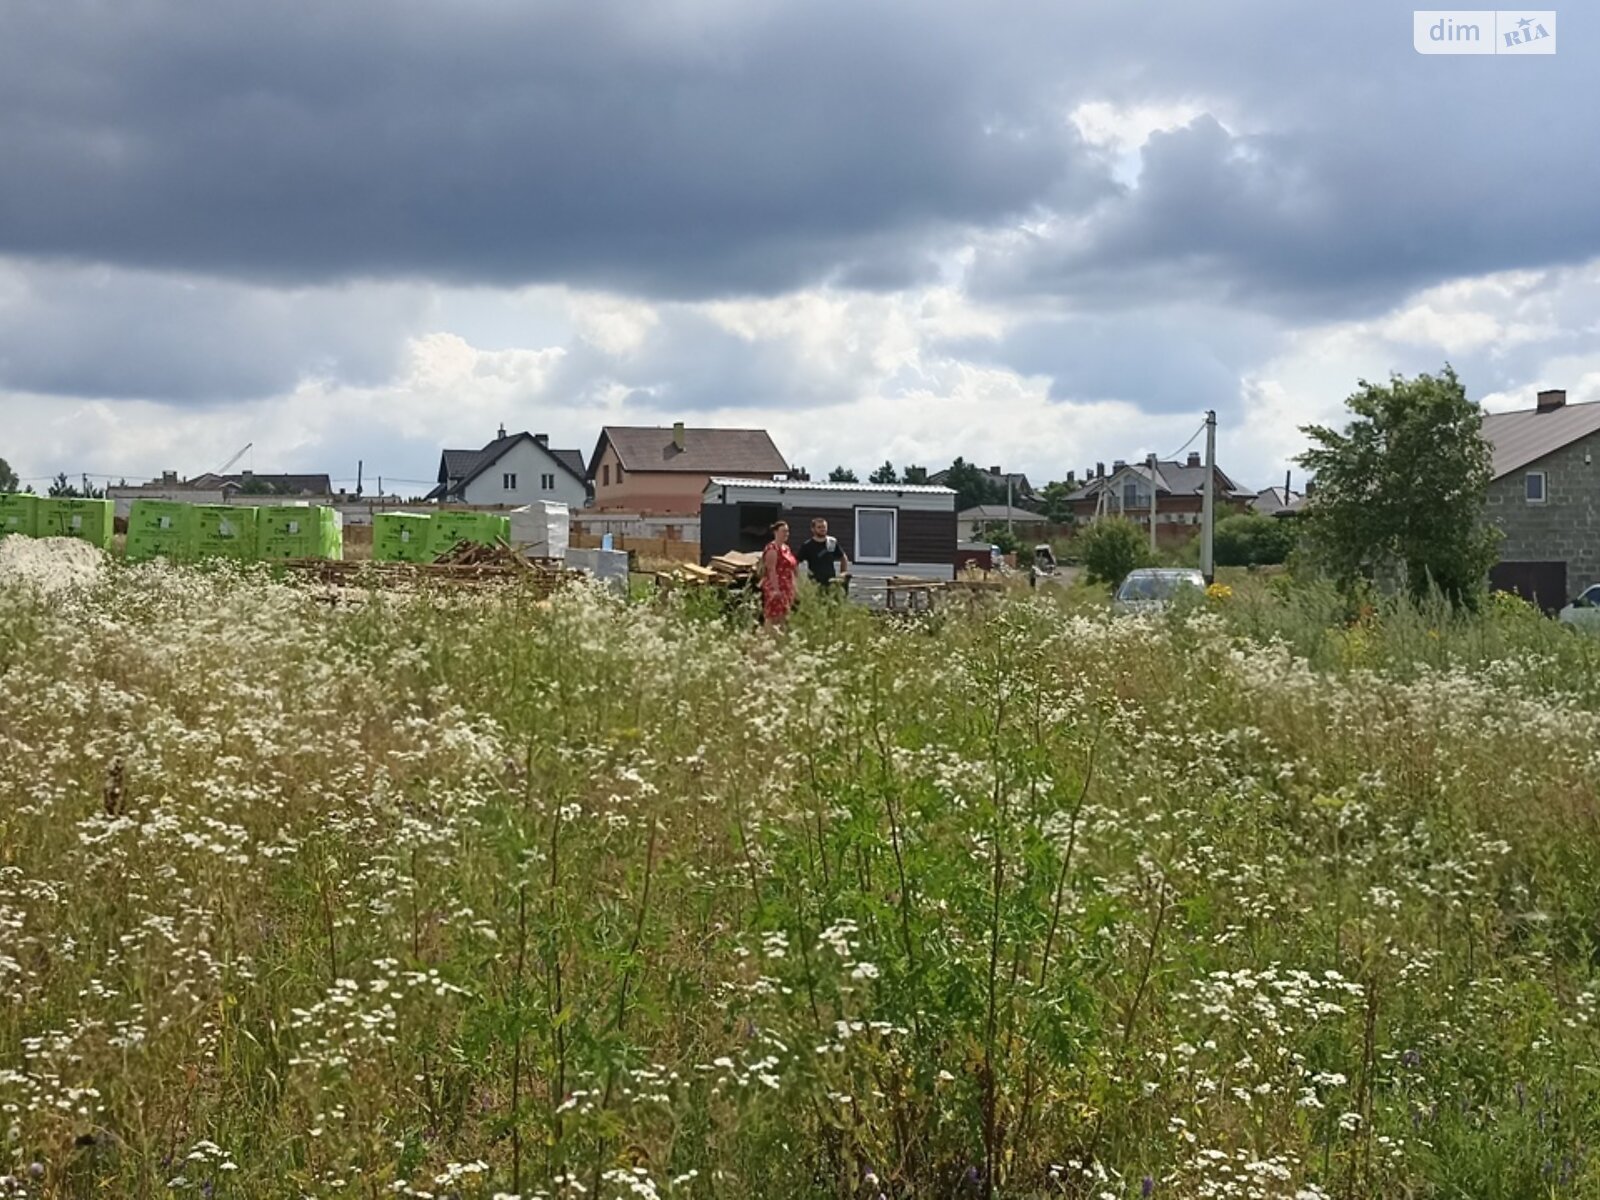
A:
1147 452 1158 555
1284 468 1292 509
357 460 364 498
1006 473 1014 537
1200 410 1217 583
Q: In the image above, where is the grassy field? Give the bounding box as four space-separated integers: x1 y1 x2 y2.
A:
4 540 1600 1199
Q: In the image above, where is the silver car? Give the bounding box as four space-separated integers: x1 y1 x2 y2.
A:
1112 567 1206 614
1559 584 1600 629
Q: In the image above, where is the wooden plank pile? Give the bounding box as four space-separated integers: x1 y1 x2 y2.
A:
280 539 581 598
654 551 762 591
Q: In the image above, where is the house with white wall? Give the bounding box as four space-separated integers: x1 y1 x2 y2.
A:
428 427 590 509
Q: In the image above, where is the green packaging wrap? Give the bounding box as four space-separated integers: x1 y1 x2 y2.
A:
256 505 343 561
126 500 196 562
35 498 115 549
193 505 258 562
0 494 37 538
373 513 434 563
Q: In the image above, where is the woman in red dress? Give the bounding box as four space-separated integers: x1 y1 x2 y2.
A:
759 520 799 627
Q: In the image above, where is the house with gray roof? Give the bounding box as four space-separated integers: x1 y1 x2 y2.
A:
429 426 590 510
1066 452 1255 545
1482 388 1600 611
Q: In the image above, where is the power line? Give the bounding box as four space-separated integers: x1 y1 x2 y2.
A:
1164 419 1208 462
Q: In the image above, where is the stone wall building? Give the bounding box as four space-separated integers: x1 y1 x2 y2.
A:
1483 388 1600 612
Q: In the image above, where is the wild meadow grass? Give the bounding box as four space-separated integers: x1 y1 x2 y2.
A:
3 540 1600 1198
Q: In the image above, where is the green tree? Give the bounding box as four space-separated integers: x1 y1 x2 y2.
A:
1213 512 1297 567
901 465 930 485
0 458 17 493
942 457 1006 512
1037 480 1076 524
239 477 280 496
1298 366 1497 607
827 466 859 483
868 461 898 485
1077 517 1154 586
980 523 1021 555
47 472 78 498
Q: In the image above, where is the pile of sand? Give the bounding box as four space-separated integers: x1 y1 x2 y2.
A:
0 536 107 595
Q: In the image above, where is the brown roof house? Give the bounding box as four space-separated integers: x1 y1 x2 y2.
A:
588 423 791 515
1482 388 1600 612
1066 452 1255 547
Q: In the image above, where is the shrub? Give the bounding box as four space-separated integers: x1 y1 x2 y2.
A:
1077 516 1154 585
1214 512 1297 567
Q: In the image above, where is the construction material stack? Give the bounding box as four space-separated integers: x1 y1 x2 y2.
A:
35 498 115 550
373 513 434 563
257 505 343 561
428 511 510 559
126 499 196 563
0 494 37 539
193 505 258 562
509 502 569 560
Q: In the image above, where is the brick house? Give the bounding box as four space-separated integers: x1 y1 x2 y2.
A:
588 423 790 515
1065 452 1255 547
1483 388 1600 612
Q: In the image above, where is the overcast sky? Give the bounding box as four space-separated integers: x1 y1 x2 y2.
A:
2 0 1594 494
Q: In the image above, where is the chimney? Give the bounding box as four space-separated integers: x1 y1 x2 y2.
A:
1187 451 1201 468
533 433 549 447
162 470 177 485
497 423 507 440
1066 470 1076 485
241 470 253 479
1113 459 1126 472
988 465 1001 476
672 421 686 451
1537 388 1567 413
1096 462 1105 478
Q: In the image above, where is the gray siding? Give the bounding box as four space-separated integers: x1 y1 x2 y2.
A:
1484 427 1600 600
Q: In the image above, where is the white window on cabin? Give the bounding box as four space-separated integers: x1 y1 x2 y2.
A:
603 465 611 486
503 472 517 491
1525 471 1546 503
855 506 897 564
541 474 555 490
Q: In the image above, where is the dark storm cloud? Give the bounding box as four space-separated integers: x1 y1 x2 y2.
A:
0 262 425 402
0 0 1109 298
973 30 1600 317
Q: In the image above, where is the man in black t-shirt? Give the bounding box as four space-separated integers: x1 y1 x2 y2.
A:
795 517 850 591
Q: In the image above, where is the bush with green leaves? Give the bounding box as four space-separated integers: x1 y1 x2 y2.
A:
1077 515 1154 585
1214 511 1298 567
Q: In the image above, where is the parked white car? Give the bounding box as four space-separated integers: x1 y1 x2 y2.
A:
1558 584 1600 628
1112 567 1206 614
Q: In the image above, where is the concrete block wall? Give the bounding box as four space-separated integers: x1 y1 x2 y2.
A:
1484 428 1600 589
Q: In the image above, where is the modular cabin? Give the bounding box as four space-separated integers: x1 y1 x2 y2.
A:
700 477 958 581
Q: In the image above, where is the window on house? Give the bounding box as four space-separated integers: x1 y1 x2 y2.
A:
603 465 611 486
855 507 897 564
617 465 625 483
1525 471 1546 503
541 474 555 491
503 473 517 491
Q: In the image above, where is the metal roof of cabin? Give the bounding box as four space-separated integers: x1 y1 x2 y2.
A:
705 477 956 495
